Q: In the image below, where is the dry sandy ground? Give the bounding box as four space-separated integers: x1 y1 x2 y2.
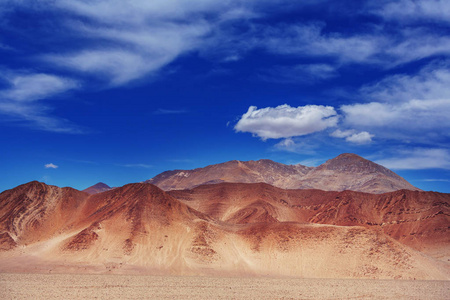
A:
1 273 448 300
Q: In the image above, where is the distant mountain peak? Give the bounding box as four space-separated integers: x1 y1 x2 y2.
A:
317 153 396 176
91 182 110 189
82 182 112 195
334 152 364 159
322 153 369 166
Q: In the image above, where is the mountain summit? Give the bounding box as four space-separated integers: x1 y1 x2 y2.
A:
146 153 419 194
82 182 112 195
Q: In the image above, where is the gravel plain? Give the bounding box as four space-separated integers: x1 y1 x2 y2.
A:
1 273 449 300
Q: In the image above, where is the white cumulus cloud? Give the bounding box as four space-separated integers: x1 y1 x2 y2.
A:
45 163 58 169
345 131 374 144
234 104 339 140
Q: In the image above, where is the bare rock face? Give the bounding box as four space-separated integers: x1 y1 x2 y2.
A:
82 182 112 195
147 153 419 194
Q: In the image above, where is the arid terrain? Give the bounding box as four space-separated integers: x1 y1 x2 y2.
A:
0 154 449 298
1 273 449 300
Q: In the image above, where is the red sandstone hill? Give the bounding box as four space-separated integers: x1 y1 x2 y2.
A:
0 181 448 279
146 153 419 194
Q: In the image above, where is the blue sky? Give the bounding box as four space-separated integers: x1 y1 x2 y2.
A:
1 0 449 193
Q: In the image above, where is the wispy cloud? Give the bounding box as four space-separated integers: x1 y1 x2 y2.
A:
370 0 450 23
46 50 167 86
45 163 58 169
118 163 153 169
154 108 188 115
0 42 13 51
258 63 338 84
252 19 450 68
273 137 318 155
341 99 450 131
260 23 386 64
20 0 449 91
340 61 450 142
42 1 220 86
168 159 194 163
0 72 78 102
376 148 450 170
45 21 210 86
0 71 82 133
2 0 450 136
420 178 450 182
360 60 450 102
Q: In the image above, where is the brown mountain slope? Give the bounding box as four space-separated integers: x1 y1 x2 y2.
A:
169 183 450 261
0 181 448 279
146 153 419 193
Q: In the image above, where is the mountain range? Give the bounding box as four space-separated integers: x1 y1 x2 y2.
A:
0 153 448 279
145 153 419 194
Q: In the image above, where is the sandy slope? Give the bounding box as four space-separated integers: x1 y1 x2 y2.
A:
1 221 448 280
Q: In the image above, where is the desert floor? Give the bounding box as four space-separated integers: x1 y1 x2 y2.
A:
1 273 449 299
